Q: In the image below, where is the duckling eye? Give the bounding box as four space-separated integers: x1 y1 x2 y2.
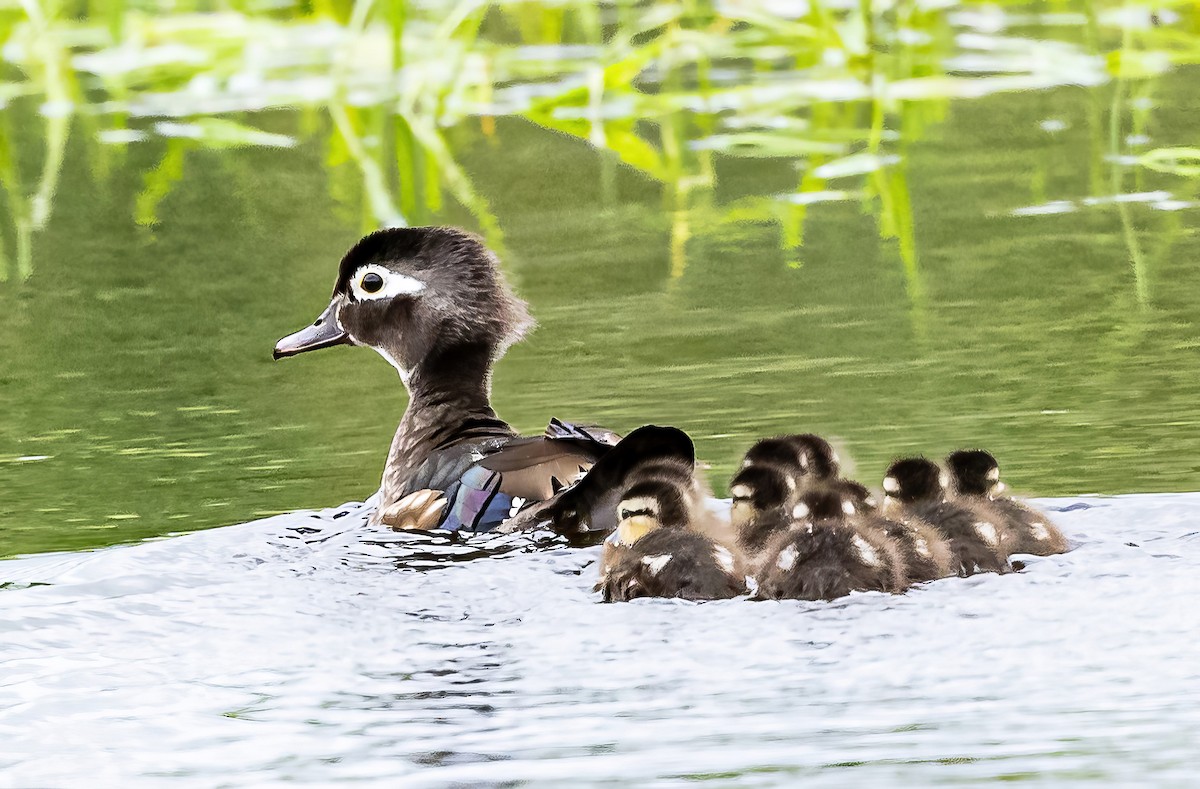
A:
361 272 384 293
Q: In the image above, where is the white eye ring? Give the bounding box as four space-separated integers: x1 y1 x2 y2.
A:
349 264 426 301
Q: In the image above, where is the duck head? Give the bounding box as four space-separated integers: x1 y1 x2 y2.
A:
274 227 533 388
614 478 689 547
946 449 1004 497
729 464 794 529
882 457 947 504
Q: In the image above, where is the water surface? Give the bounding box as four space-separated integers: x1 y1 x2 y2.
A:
3 495 1199 784
3 1 1200 554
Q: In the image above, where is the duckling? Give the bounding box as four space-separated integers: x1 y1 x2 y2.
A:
599 478 747 603
882 458 1011 577
275 227 631 535
946 449 1068 556
729 463 795 561
729 433 846 560
818 477 954 583
740 434 840 484
755 484 907 601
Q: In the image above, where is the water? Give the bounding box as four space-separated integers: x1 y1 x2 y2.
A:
4 494 1200 784
4 2 1200 555
4 0 1200 781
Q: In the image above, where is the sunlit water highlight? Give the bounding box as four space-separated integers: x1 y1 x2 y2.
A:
4 496 1200 785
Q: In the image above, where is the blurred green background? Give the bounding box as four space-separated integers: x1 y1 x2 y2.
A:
2 0 1200 556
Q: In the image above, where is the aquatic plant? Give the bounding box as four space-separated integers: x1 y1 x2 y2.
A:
1 0 1197 287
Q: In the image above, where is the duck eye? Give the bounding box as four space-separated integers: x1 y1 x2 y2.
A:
361 272 384 293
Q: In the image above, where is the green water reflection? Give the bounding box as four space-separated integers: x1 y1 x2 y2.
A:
2 1 1200 556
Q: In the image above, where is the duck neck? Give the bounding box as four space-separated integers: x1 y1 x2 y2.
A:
378 342 516 505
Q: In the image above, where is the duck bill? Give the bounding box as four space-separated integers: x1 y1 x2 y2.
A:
273 299 350 360
730 501 754 530
616 515 659 546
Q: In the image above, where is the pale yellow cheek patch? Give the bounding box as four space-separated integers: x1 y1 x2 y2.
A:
617 515 659 546
730 501 754 528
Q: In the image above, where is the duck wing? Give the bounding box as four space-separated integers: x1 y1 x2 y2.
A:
384 419 621 534
499 425 696 545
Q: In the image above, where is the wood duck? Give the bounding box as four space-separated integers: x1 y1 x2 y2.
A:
274 227 630 535
754 484 907 601
881 458 1011 577
598 477 747 603
946 449 1068 556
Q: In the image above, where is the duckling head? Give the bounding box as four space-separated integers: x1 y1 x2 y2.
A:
791 485 858 524
274 227 534 386
946 449 1003 497
728 464 794 529
614 478 689 547
741 434 839 481
882 457 947 504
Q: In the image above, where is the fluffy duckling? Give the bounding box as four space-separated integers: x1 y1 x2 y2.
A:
729 433 845 562
754 484 907 601
729 463 795 562
882 458 1011 577
946 449 1068 556
599 478 747 603
740 434 840 484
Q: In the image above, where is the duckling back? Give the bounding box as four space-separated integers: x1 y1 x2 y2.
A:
864 512 955 584
600 529 746 602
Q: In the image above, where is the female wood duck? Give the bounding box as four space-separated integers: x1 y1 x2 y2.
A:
598 476 747 603
882 458 1011 577
274 226 629 535
754 484 907 601
946 449 1068 556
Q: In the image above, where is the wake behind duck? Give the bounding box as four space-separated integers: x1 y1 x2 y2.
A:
274 226 1067 601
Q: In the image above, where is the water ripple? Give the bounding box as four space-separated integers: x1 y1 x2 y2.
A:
3 494 1200 784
